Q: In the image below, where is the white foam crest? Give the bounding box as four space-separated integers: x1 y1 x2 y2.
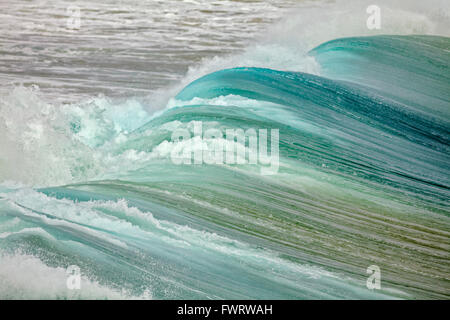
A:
150 0 450 108
1 189 190 248
0 86 153 186
0 86 94 186
0 251 151 299
2 189 149 247
0 227 56 240
261 0 449 53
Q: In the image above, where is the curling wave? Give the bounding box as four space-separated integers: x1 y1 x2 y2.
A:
0 34 449 299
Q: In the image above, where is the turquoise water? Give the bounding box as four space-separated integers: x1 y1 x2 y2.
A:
0 35 449 299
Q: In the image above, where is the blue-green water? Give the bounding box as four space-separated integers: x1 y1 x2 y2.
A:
0 35 449 299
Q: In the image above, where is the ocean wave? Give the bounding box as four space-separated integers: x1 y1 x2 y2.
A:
0 0 449 300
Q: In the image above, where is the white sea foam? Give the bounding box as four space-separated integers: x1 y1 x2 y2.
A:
0 251 150 299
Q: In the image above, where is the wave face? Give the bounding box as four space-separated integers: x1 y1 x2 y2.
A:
1 34 449 299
